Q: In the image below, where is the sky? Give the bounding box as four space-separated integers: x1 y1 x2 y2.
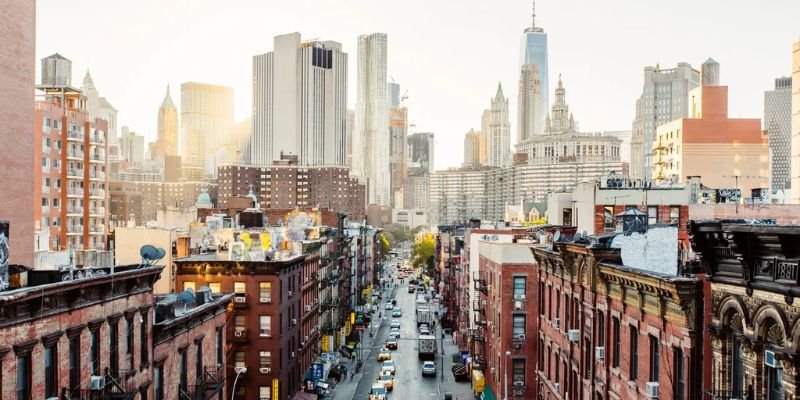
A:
36 0 800 170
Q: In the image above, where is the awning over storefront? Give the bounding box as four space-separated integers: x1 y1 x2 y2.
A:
480 384 496 400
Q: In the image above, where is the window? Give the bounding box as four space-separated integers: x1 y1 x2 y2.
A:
603 206 615 229
234 282 246 293
17 353 31 400
630 326 639 380
109 320 119 374
45 343 58 398
141 312 149 366
649 335 659 381
648 206 658 225
126 317 134 369
612 317 620 368
538 282 545 315
538 339 544 371
69 336 80 397
512 359 525 384
183 281 196 291
209 282 221 293
564 294 571 329
154 364 164 400
673 347 684 400
767 362 783 400
234 351 246 368
669 206 680 224
547 285 552 320
90 328 100 375
597 311 605 345
513 276 526 297
260 316 272 337
235 315 246 332
512 314 526 336
259 386 271 400
179 348 187 391
195 340 203 386
260 351 272 368
259 282 272 302
555 291 561 327
216 328 224 366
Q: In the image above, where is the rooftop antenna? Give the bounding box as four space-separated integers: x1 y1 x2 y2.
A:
532 0 536 27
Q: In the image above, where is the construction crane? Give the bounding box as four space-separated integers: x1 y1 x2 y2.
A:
401 90 409 106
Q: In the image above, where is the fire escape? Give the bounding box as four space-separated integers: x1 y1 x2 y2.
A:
471 271 488 371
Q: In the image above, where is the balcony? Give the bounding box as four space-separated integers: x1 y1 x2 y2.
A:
42 145 51 153
41 185 50 193
90 207 106 216
90 225 105 234
90 153 105 163
67 150 84 160
474 313 487 326
67 188 84 197
473 272 488 294
232 294 249 308
67 207 84 216
90 171 106 180
90 135 105 145
69 368 137 400
67 130 83 141
231 329 248 343
473 299 486 313
90 189 106 198
67 225 84 234
67 169 84 179
705 391 747 400
41 165 50 173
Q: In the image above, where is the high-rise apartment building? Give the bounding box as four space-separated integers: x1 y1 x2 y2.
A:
251 33 348 169
765 77 792 191
517 64 541 143
388 81 401 108
630 62 700 180
408 132 435 174
520 1 549 136
482 84 511 167
792 40 800 203
35 54 109 251
81 71 118 145
119 126 145 169
463 129 481 167
180 81 234 176
1 0 35 264
353 33 390 205
389 106 408 208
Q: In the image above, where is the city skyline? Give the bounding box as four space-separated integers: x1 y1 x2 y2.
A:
36 0 800 170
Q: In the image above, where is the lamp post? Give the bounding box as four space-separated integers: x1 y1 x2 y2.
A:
231 367 247 400
504 351 511 400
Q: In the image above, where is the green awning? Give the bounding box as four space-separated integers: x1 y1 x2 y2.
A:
481 384 496 400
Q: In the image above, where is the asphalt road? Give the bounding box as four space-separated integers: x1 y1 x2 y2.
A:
351 276 443 399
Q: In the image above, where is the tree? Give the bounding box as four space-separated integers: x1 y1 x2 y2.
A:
410 233 436 275
379 233 391 260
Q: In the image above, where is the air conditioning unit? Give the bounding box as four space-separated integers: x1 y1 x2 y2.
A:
514 301 523 310
568 329 580 342
553 318 560 329
645 382 659 398
89 375 104 390
513 294 526 300
513 381 524 387
765 350 779 368
291 351 296 358
304 335 309 341
595 346 605 360
513 389 524 396
288 290 293 297
292 318 297 325
515 334 526 341
260 297 271 303
235 330 245 337
260 367 271 374
234 296 246 303
553 383 560 393
305 304 312 312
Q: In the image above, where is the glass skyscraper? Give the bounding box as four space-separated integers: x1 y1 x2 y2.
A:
520 8 549 136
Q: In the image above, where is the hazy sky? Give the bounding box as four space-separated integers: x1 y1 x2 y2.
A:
37 0 800 169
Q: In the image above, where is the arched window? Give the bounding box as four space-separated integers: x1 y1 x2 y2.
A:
762 319 785 400
729 314 745 394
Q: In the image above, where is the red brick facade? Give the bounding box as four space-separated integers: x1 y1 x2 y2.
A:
593 204 689 245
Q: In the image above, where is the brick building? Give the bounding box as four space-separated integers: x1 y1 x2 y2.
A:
152 290 233 400
108 180 216 227
473 240 540 399
173 240 326 400
0 263 162 400
532 227 704 400
692 221 800 400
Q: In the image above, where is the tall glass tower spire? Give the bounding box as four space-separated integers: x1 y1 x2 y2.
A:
520 0 549 136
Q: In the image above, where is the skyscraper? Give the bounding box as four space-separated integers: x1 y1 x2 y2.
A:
388 81 401 108
517 64 541 143
792 40 800 203
520 0 549 136
408 132 435 174
353 33 390 205
463 129 481 167
346 109 355 169
250 33 348 168
158 85 178 157
630 62 700 181
765 77 792 191
180 82 234 177
389 105 408 208
81 71 118 145
482 83 511 167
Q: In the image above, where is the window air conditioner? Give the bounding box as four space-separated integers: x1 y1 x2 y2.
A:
513 389 524 396
305 305 312 312
292 318 297 325
234 296 246 303
291 352 296 358
515 334 526 341
513 381 524 387
568 329 580 342
90 375 104 390
553 318 560 329
288 290 293 297
260 297 271 303
645 382 659 398
553 383 560 393
513 294 526 300
514 301 523 310
765 350 779 368
260 367 271 374
235 330 245 337
595 346 605 360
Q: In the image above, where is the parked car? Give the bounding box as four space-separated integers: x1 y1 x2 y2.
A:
422 361 436 377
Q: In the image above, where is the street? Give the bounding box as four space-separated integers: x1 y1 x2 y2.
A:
334 262 473 400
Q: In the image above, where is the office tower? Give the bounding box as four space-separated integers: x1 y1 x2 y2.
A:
389 106 408 208
1 1 35 264
35 55 109 251
482 83 511 167
520 0 549 135
517 64 541 143
792 40 800 203
630 62 700 181
388 81 401 108
230 118 251 164
250 32 348 168
346 109 355 170
353 33 390 205
81 71 118 145
408 132 435 174
180 82 234 177
158 85 178 156
463 129 481 167
765 77 792 191
119 126 145 169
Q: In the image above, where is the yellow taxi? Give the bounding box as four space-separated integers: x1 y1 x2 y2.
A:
377 370 394 391
376 347 392 362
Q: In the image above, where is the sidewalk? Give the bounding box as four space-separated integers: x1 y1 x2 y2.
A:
439 315 473 400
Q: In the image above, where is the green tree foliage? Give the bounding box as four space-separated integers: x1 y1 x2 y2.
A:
379 232 391 259
411 233 436 275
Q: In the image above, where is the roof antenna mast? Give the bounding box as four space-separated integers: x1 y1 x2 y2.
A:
532 0 536 28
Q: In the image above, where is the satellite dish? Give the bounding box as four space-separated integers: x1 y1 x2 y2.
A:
553 230 561 242
491 235 499 241
184 286 194 294
198 285 210 293
140 245 159 260
155 247 166 260
582 231 588 239
177 290 195 304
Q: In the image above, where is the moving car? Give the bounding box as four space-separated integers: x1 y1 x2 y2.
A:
408 286 416 293
382 360 396 375
384 303 394 310
377 370 394 391
419 326 431 336
386 337 398 350
392 309 402 318
422 361 436 377
369 383 387 400
391 319 401 328
376 347 392 361
389 327 400 338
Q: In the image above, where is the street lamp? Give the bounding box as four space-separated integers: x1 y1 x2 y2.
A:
504 351 511 400
231 367 248 400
